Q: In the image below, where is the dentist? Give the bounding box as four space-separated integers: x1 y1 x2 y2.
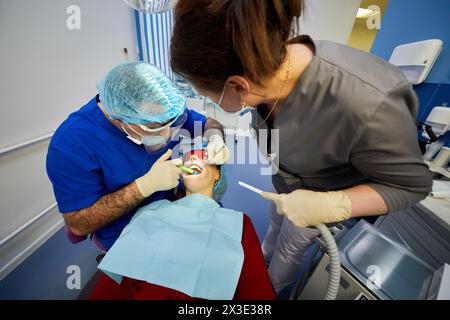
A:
46 62 229 250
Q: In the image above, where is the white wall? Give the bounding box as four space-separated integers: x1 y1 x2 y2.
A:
0 0 138 280
295 0 361 44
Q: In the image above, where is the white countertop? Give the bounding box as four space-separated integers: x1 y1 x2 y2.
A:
420 180 450 228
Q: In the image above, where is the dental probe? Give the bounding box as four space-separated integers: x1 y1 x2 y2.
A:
238 181 263 194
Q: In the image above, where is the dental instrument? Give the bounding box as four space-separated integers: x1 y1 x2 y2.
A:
238 180 341 300
178 165 195 175
238 181 263 195
430 190 450 199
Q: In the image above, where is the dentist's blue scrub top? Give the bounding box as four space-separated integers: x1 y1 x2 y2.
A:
46 95 206 249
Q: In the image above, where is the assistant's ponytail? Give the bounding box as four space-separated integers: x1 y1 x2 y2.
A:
171 0 303 91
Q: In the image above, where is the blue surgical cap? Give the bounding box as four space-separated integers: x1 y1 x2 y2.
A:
213 166 227 202
96 62 186 124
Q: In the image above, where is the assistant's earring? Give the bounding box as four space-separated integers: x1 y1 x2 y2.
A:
240 100 247 110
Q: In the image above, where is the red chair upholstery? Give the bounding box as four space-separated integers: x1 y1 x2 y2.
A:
65 225 87 244
89 214 275 300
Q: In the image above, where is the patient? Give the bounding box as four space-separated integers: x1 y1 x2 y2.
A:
179 147 225 201
89 147 275 300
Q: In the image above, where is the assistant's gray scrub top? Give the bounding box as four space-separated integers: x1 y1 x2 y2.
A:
252 39 432 213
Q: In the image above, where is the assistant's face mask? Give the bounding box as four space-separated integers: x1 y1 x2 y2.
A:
216 84 253 117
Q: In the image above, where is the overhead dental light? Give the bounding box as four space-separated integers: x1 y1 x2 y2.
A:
123 0 178 14
356 8 378 19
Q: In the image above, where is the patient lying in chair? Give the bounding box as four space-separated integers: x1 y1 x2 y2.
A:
90 146 275 300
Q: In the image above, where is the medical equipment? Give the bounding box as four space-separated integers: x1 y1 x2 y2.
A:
178 165 195 175
210 144 225 161
423 140 446 161
97 62 186 125
238 181 263 194
206 135 230 165
389 39 443 85
238 180 341 300
418 105 450 162
432 147 450 168
123 0 178 14
98 194 244 300
295 220 443 300
378 195 450 269
430 190 450 199
422 106 450 140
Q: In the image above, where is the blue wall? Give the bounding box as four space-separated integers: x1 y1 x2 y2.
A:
371 0 450 146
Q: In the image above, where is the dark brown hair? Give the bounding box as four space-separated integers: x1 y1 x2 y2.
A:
170 0 303 92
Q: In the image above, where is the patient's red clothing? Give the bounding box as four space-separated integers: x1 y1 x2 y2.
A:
89 214 275 300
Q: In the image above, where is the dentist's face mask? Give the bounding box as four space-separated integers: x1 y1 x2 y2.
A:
122 109 188 154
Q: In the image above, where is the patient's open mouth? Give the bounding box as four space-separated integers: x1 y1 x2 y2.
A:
188 163 203 175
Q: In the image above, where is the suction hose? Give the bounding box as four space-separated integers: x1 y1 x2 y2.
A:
316 224 341 300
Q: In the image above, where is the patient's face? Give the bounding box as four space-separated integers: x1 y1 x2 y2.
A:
182 152 220 195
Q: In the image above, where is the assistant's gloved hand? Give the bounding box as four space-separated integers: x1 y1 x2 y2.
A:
260 189 352 228
135 149 182 197
206 135 230 165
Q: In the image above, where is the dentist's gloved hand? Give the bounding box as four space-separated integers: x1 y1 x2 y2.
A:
260 189 352 228
206 135 230 165
135 149 182 197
